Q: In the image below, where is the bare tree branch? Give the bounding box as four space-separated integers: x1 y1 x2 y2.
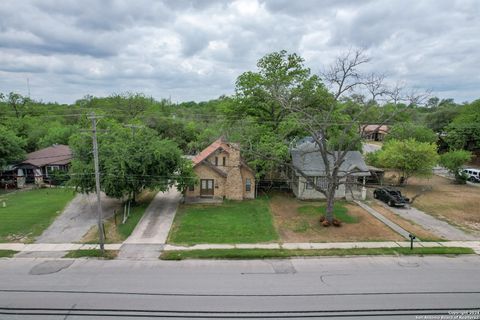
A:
322 49 370 101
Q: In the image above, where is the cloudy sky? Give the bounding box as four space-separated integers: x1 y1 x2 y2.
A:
0 0 479 104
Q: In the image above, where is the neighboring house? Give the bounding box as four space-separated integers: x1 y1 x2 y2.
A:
288 139 370 200
14 144 72 187
185 137 255 201
361 124 389 141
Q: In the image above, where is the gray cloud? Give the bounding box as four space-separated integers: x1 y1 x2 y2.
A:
0 0 479 103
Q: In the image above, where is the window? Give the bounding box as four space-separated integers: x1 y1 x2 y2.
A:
223 157 226 166
215 157 218 166
305 177 314 189
316 177 328 190
246 178 251 192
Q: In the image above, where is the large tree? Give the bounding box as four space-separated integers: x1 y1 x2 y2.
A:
385 123 437 144
376 139 439 185
69 119 194 202
0 125 26 168
444 100 480 150
233 50 404 223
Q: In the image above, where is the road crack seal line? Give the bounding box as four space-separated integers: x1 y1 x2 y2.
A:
29 260 74 275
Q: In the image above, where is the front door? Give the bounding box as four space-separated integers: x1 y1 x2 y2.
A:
200 179 214 197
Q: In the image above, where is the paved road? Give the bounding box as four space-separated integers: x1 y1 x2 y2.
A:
1 256 479 319
118 187 181 259
362 142 381 154
35 193 122 243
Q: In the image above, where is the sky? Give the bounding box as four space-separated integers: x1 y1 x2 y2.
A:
0 0 479 104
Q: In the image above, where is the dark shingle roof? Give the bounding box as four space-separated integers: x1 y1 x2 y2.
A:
291 141 370 177
20 145 72 167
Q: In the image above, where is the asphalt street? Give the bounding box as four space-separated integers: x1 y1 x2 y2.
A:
1 256 479 319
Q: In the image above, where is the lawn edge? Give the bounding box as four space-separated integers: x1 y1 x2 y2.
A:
0 250 18 258
160 247 475 260
63 249 118 259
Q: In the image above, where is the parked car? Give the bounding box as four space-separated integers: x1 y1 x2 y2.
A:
373 187 410 207
461 168 480 183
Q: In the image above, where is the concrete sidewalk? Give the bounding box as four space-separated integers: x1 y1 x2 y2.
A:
3 241 479 255
0 243 122 251
164 241 480 254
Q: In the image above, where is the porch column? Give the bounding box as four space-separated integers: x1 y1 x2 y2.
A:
361 176 367 200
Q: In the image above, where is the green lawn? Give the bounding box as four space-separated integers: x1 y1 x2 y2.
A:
298 202 359 223
64 249 117 259
0 250 17 258
161 247 474 260
168 198 278 245
0 188 76 243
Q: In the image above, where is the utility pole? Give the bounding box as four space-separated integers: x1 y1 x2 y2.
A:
88 112 105 253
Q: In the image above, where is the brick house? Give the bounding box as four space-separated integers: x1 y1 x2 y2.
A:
185 137 255 200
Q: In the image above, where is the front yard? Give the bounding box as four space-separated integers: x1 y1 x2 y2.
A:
395 175 480 234
168 198 278 245
168 193 411 245
269 193 404 242
0 188 76 243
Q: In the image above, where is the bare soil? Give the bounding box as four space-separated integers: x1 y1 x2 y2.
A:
385 174 480 233
269 193 403 242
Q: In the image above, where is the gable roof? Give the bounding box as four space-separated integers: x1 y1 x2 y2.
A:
291 141 370 177
361 124 389 134
20 144 73 167
192 137 228 166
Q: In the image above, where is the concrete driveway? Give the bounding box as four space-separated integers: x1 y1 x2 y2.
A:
35 193 122 243
118 187 181 259
376 201 478 240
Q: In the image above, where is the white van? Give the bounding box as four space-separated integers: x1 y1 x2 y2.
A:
461 168 480 183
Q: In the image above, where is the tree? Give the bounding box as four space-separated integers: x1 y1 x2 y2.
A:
376 139 439 185
234 49 402 224
69 119 194 202
0 92 31 118
444 100 480 150
321 49 370 100
0 125 26 168
234 50 312 130
439 150 472 184
385 123 437 144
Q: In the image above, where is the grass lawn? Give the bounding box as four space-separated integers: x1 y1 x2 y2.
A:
270 193 404 242
161 247 474 260
168 198 278 245
81 190 157 243
0 188 76 243
298 203 359 223
384 173 480 235
0 250 17 258
64 249 117 259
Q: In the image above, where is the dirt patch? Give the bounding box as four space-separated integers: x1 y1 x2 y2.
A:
269 193 403 242
368 202 444 241
383 174 480 234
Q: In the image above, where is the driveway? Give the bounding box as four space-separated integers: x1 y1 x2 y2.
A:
118 187 181 259
377 201 478 240
35 193 121 243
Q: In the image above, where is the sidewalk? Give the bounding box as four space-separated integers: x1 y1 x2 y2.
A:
2 241 480 254
0 243 122 251
164 241 480 254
